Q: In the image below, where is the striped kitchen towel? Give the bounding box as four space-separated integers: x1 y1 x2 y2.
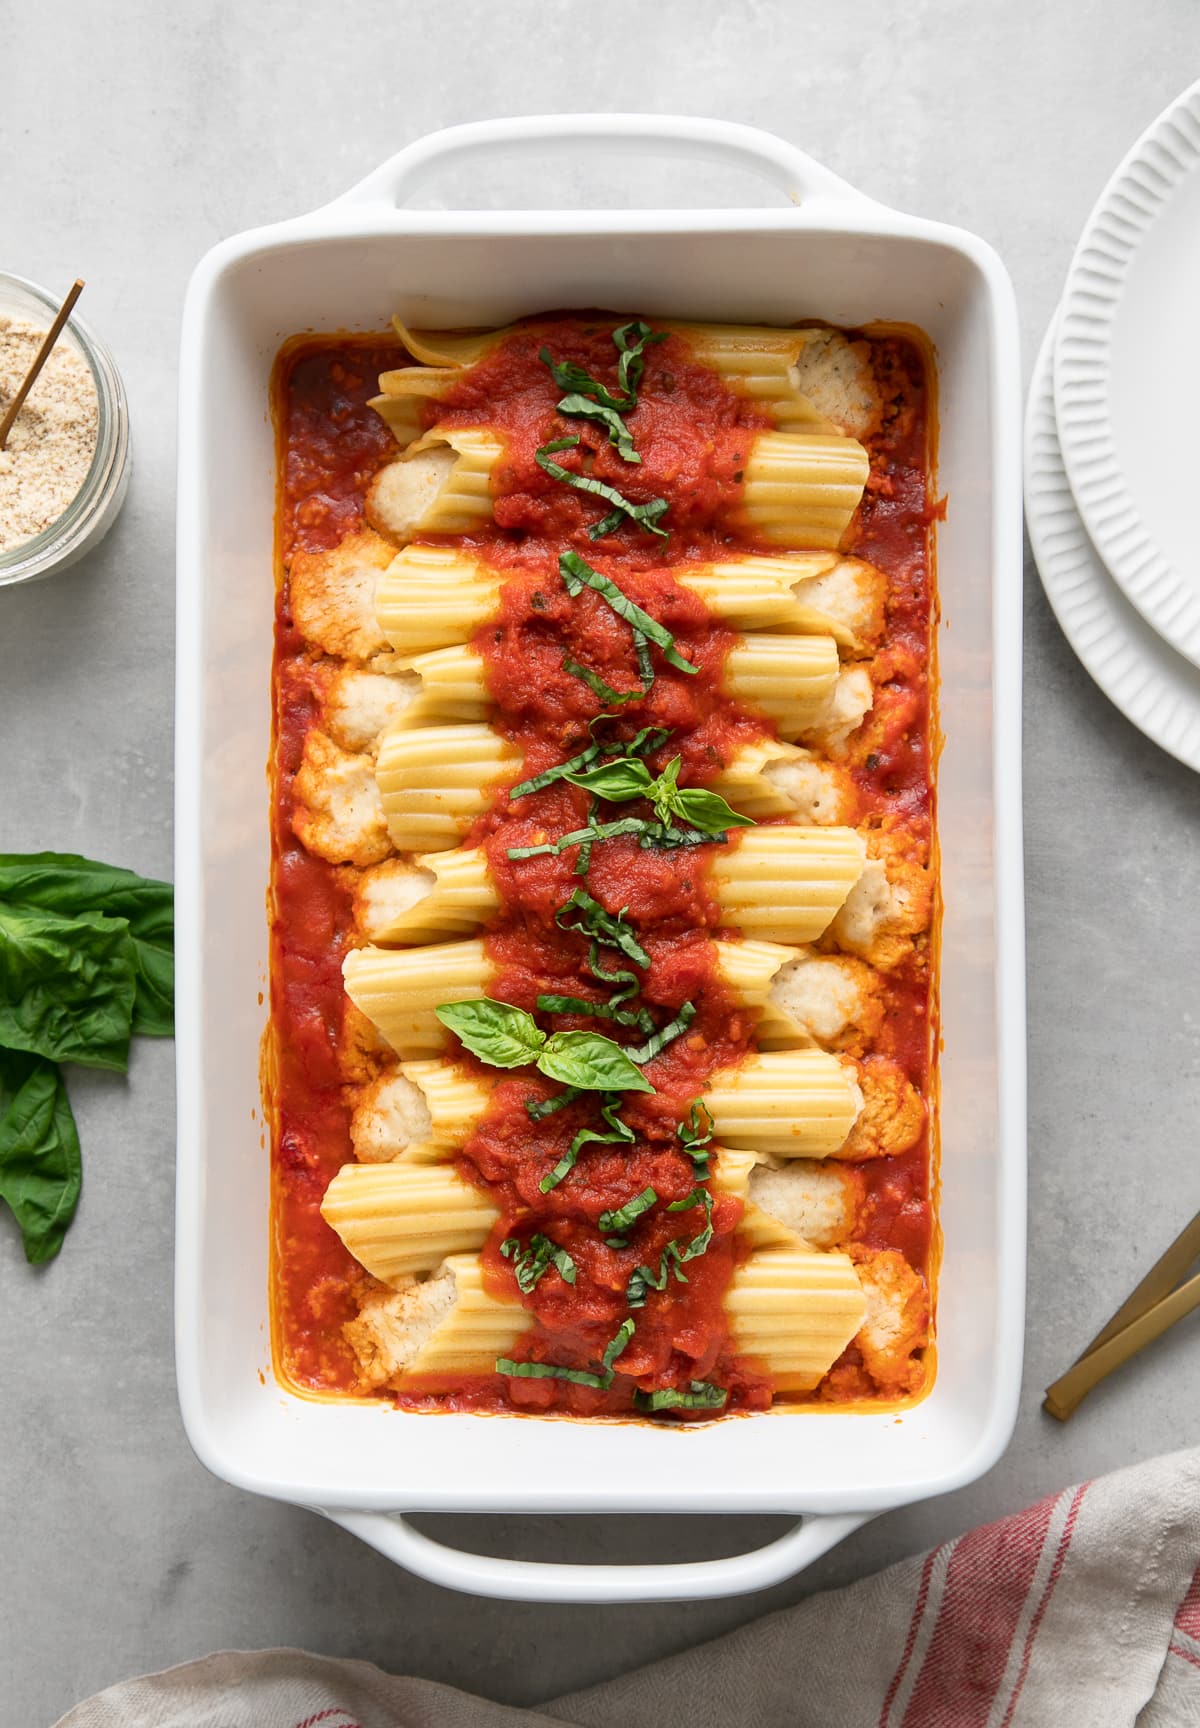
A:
54 1448 1200 1728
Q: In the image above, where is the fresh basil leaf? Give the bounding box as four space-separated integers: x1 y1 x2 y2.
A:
634 1381 728 1412
0 852 175 1038
538 1030 654 1094
536 452 670 540
612 320 667 399
501 1232 577 1294
557 394 641 463
540 434 581 454
539 349 633 412
564 758 654 802
0 1049 81 1265
627 1001 696 1064
665 786 756 835
559 553 695 673
562 654 643 707
601 1317 636 1373
435 999 546 1069
598 1187 657 1234
496 1357 610 1390
0 902 136 1071
556 888 651 970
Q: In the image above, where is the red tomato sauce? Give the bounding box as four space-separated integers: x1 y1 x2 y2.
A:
268 320 937 1415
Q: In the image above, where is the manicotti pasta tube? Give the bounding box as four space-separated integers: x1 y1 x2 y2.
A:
321 1161 499 1285
351 825 865 948
367 428 503 545
344 1254 532 1388
374 722 523 853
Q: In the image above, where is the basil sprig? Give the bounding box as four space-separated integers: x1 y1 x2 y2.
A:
598 1187 657 1235
634 1381 728 1413
435 999 653 1094
496 1316 635 1391
565 752 753 841
541 1091 634 1194
535 441 669 540
500 1232 577 1294
560 552 694 673
507 723 669 803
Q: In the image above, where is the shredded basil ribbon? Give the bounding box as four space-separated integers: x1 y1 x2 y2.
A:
540 1091 633 1194
598 1187 657 1234
507 722 669 803
626 1188 714 1308
626 1000 696 1064
500 1232 577 1294
633 1381 728 1412
526 1086 581 1122
536 991 654 1034
507 814 717 864
496 1316 635 1391
560 552 694 673
678 1098 714 1179
562 653 644 707
555 887 650 969
539 323 666 466
534 439 669 540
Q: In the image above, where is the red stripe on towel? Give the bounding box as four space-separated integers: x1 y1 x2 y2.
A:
879 1547 940 1727
1174 1566 1200 1639
998 1482 1087 1728
900 1490 1058 1726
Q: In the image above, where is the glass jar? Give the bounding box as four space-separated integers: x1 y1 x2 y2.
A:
0 272 131 587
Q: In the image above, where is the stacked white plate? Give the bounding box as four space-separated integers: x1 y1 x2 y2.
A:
1025 77 1200 773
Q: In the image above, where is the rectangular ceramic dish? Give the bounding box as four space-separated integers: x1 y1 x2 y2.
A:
175 113 1026 1603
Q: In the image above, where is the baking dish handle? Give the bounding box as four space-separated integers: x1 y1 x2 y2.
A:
318 1508 869 1603
334 114 875 213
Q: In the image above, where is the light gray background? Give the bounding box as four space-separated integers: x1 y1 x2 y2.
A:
3 2 1199 1722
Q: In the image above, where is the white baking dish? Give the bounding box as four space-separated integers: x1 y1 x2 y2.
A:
175 114 1025 1604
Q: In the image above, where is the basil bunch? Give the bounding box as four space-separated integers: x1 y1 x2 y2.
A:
0 853 174 1262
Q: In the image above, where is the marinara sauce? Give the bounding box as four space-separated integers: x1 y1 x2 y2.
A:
269 320 937 1416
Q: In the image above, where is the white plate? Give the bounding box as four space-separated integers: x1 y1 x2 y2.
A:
1054 79 1200 668
1027 314 1200 773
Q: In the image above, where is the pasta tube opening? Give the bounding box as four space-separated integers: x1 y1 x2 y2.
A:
367 428 503 545
349 1061 494 1163
355 848 500 946
344 1253 531 1390
669 324 882 441
706 740 858 824
674 553 885 651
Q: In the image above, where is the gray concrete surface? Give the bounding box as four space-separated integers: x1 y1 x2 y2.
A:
2 2 1199 1722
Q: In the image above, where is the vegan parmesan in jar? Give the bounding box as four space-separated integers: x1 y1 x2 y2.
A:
0 315 98 555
